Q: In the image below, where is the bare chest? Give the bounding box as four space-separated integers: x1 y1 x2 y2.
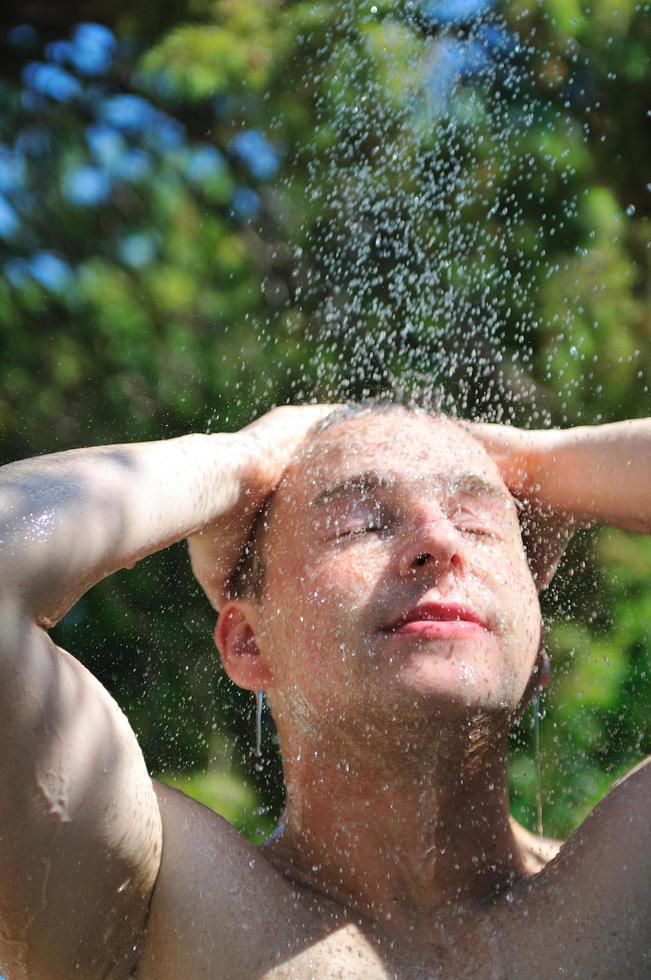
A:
233 885 516 980
257 921 500 980
246 884 635 980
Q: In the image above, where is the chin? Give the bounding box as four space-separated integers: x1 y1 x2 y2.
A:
391 654 523 721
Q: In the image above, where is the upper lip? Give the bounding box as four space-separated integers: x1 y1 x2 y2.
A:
383 601 489 632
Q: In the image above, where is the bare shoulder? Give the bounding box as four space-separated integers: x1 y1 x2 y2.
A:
541 754 651 897
499 757 651 978
136 781 329 980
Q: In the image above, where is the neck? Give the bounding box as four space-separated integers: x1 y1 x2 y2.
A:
270 716 525 929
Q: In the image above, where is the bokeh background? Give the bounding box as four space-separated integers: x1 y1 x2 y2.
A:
0 0 649 841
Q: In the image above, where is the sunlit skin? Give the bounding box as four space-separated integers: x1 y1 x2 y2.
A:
217 412 544 930
2 407 650 978
264 413 540 721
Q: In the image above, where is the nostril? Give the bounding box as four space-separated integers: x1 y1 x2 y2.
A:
413 553 430 567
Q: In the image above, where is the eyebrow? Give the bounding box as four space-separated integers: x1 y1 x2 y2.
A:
309 469 510 509
310 470 394 509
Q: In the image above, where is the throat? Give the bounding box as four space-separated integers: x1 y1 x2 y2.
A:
267 730 527 929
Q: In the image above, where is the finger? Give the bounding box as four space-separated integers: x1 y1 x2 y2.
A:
466 422 526 454
242 403 338 440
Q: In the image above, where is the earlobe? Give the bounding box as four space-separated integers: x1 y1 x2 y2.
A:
214 603 273 692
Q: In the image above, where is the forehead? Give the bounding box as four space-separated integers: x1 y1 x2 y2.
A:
285 412 503 507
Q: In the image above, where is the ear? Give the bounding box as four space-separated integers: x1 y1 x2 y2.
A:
214 601 273 692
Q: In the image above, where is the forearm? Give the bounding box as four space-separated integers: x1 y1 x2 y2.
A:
540 419 651 533
0 433 243 626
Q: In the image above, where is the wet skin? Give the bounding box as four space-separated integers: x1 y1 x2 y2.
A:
216 413 546 931
198 412 648 978
2 408 650 979
257 413 542 738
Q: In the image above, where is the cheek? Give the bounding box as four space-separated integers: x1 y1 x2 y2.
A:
472 544 539 643
315 547 380 596
278 526 383 603
308 536 399 626
264 545 383 678
297 553 378 644
493 559 540 676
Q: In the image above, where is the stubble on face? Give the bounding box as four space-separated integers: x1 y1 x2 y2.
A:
258 411 541 754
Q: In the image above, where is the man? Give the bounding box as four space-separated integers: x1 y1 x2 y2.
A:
0 403 649 979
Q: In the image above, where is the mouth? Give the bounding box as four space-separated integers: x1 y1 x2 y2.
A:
382 602 489 638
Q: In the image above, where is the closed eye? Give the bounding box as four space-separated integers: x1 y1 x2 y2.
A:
458 525 497 539
453 509 499 539
336 522 384 539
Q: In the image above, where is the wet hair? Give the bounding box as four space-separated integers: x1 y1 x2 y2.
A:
226 399 438 601
227 498 272 601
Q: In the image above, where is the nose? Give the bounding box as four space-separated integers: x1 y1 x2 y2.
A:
398 506 463 579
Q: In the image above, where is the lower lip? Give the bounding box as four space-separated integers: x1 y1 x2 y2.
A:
387 620 488 639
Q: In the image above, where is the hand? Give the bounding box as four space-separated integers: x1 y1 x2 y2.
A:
188 404 336 610
469 423 580 591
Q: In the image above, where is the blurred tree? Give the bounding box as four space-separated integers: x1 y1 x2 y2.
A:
0 0 648 838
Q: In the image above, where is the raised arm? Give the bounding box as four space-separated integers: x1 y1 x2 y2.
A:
471 418 651 586
480 418 650 530
0 406 330 980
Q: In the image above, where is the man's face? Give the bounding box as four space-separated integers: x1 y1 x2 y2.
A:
257 411 541 741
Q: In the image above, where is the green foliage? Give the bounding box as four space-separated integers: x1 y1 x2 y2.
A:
1 0 649 838
158 764 276 843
